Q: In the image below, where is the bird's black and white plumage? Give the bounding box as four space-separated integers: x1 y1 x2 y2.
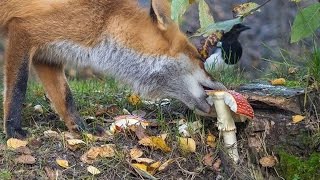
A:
204 24 250 71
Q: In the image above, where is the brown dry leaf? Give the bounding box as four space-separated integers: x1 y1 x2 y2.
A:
130 148 144 159
56 159 69 169
131 163 157 180
203 153 214 166
43 130 61 139
259 155 278 167
207 132 217 148
270 78 286 86
139 136 171 152
128 94 141 106
178 137 196 153
15 146 33 155
213 159 222 172
62 131 80 140
292 115 305 124
81 152 94 164
87 165 101 175
86 147 101 160
99 144 116 158
159 159 174 171
66 139 85 151
232 2 260 17
134 158 155 164
7 138 28 150
135 125 149 140
44 166 58 180
14 155 36 164
95 104 120 117
149 161 161 170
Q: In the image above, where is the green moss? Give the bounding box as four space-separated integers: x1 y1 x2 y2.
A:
0 170 12 180
279 151 320 180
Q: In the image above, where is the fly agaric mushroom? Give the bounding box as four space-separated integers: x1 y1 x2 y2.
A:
206 90 254 163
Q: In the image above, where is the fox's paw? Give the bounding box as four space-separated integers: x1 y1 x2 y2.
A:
6 127 28 139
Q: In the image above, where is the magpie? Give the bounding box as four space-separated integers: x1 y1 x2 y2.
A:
204 24 250 71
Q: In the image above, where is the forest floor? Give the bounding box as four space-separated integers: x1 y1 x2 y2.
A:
0 78 319 180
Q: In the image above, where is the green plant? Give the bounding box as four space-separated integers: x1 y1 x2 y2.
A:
291 3 320 43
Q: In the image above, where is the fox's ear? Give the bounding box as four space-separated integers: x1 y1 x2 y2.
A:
150 0 172 31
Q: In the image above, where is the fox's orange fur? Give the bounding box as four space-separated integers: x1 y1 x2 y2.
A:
0 0 225 138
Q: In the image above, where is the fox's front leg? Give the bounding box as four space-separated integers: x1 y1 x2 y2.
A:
32 62 89 134
3 30 30 138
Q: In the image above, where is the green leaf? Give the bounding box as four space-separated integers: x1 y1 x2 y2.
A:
171 0 192 24
194 17 243 37
291 3 320 43
198 0 214 29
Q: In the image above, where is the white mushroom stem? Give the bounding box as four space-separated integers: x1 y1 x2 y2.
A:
210 92 239 163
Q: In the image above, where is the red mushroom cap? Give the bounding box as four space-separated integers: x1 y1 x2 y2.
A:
225 90 254 119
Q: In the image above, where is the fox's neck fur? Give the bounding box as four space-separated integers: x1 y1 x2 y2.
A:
35 38 190 99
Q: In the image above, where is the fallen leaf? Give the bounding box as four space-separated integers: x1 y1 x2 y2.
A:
99 144 116 158
62 131 80 140
66 139 85 151
178 120 202 137
259 155 278 167
0 144 6 151
86 147 101 160
84 133 113 142
14 155 36 164
44 166 58 180
56 159 69 169
131 163 157 180
139 136 171 152
81 152 94 164
232 2 260 17
95 104 120 117
128 94 141 106
178 137 196 153
203 153 214 166
44 130 61 139
134 158 155 164
15 146 32 155
110 115 149 134
213 159 222 172
87 165 101 175
207 132 217 148
132 110 147 118
149 161 161 170
159 133 168 140
159 159 174 171
7 138 28 150
270 78 286 86
292 115 305 124
135 125 149 140
130 148 144 159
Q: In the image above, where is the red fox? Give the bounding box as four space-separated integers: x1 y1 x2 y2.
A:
0 0 226 138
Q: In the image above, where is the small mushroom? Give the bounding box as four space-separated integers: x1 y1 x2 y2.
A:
206 90 254 163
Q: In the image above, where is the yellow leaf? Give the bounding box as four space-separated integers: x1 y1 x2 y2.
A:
233 2 260 17
130 148 144 159
159 159 174 171
84 133 95 141
178 137 196 153
292 115 305 123
67 139 85 146
207 132 217 148
131 163 157 179
270 78 286 86
7 138 28 150
148 161 161 175
99 144 116 158
87 165 101 175
139 136 171 152
56 159 69 168
128 94 141 106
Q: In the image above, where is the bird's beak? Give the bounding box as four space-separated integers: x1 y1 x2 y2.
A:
239 25 251 32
